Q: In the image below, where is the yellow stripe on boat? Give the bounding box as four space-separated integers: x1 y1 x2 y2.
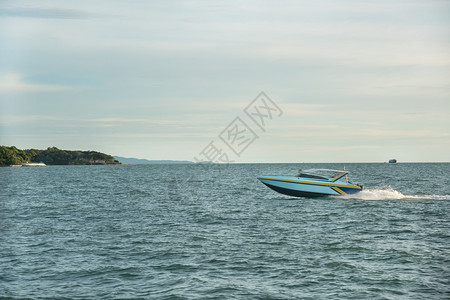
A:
331 173 347 182
331 187 347 195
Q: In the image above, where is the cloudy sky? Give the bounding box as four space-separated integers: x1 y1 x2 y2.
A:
1 0 449 162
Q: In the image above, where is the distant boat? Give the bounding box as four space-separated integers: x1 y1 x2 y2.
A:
389 159 397 164
22 162 47 167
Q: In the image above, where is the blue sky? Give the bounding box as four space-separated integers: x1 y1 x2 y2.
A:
1 0 449 162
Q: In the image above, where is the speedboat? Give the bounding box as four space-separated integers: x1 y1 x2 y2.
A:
257 168 363 198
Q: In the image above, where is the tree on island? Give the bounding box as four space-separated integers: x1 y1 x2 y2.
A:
0 146 121 166
0 146 31 165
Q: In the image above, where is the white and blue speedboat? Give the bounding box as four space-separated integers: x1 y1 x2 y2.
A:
257 168 363 198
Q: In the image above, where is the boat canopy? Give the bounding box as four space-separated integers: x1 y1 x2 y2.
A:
297 168 348 180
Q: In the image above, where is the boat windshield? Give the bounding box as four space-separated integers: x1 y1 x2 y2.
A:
297 169 347 180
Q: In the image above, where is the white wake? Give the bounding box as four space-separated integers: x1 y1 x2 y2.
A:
341 187 449 201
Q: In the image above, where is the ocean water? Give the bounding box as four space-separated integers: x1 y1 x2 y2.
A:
1 163 449 299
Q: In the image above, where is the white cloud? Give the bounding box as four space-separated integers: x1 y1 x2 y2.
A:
0 73 69 92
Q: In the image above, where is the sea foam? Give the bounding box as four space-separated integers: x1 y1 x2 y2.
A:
342 188 449 201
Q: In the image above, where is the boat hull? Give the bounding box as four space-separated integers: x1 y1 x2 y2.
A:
257 176 362 198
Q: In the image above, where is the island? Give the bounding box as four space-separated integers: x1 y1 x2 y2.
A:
0 146 121 166
114 156 193 164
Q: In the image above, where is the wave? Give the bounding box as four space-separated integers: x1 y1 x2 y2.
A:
341 188 449 201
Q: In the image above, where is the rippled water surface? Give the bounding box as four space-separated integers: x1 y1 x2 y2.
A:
1 163 449 299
